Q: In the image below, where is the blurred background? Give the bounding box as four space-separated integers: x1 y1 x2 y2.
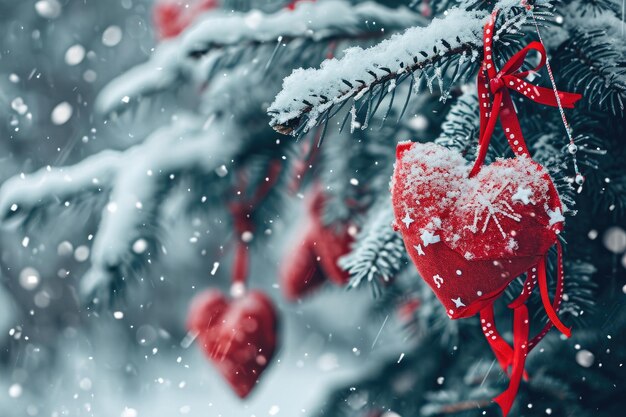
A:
0 1 407 416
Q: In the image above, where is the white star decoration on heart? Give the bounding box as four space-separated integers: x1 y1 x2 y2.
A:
451 297 466 308
546 206 565 226
420 230 440 246
511 186 533 205
401 213 414 229
413 244 425 256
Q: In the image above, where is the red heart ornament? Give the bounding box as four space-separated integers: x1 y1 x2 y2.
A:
281 228 330 300
391 141 564 319
280 191 353 300
187 289 278 398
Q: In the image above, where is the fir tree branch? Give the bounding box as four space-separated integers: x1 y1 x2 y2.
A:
0 116 242 301
181 1 426 58
96 1 424 117
557 8 626 114
339 203 406 292
81 118 240 300
95 41 184 117
268 6 488 134
268 2 532 135
0 151 121 219
434 88 480 159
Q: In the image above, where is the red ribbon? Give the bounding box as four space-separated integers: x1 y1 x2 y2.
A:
470 10 582 178
229 161 283 287
480 243 570 416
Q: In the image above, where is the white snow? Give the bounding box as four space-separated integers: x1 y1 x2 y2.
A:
34 0 61 19
51 101 73 125
96 1 422 117
102 25 123 47
65 44 86 65
95 40 184 115
0 114 243 298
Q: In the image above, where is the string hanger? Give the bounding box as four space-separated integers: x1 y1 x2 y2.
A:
521 0 584 190
228 161 282 297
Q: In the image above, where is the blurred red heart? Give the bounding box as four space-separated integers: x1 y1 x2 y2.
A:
187 289 278 398
280 191 353 300
391 141 564 318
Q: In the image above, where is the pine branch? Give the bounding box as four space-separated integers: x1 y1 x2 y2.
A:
0 151 120 221
95 41 185 116
181 1 426 58
0 116 243 301
562 0 622 17
268 2 531 135
82 119 241 300
339 203 406 293
96 1 424 117
434 88 480 158
557 9 626 115
268 7 486 134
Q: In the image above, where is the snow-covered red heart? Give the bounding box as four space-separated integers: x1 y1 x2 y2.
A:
391 141 564 318
187 289 278 398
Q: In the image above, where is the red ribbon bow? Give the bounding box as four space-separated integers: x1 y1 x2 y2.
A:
471 9 581 417
470 10 582 178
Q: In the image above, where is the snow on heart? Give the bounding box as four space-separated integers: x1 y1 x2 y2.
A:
392 141 563 261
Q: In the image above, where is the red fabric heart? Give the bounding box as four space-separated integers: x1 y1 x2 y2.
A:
280 191 353 300
391 141 564 319
187 289 278 398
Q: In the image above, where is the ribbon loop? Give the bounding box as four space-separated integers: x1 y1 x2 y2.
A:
469 10 582 178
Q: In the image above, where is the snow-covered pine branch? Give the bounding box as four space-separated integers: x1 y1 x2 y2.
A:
181 1 426 57
96 1 424 117
95 41 185 117
267 0 538 135
267 7 488 135
81 117 241 300
0 115 243 300
339 203 406 293
0 151 121 220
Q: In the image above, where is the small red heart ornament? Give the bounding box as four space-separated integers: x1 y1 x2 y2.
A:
281 228 330 300
391 141 564 318
187 289 278 398
281 191 353 300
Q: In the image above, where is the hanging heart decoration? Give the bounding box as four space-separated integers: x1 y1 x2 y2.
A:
187 289 278 398
391 8 581 416
187 161 282 398
281 190 354 300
